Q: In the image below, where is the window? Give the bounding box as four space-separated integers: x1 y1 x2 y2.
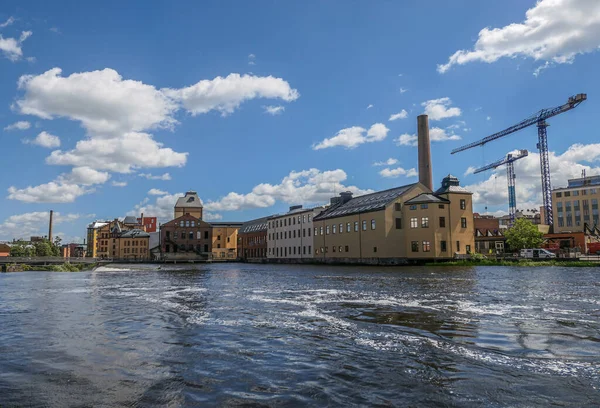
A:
347 222 351 232
185 220 190 227
332 246 336 253
320 226 324 235
354 221 359 232
460 199 466 210
371 219 376 230
461 217 467 228
217 243 221 249
326 225 330 235
191 221 195 227
421 217 429 228
315 248 319 255
204 231 209 239
303 215 306 223
293 230 296 238
189 232 193 240
308 228 311 237
556 192 562 198
303 229 306 237
438 204 445 209
441 241 447 252
180 221 184 227
410 217 418 228
333 224 337 234
411 241 419 252
421 204 428 209
456 241 460 252
293 247 296 255
422 241 431 252
181 231 186 239
308 245 312 254
320 247 324 254
565 191 571 197
362 220 367 231
410 205 417 210
466 245 471 253
303 246 306 255
217 235 221 240
395 218 402 229
395 203 401 211
314 227 318 236
345 245 349 252
284 219 287 227
339 223 343 234
284 231 287 239
373 246 377 253
308 214 312 222
439 216 446 228
166 231 171 239
573 190 579 196
227 237 230 243
298 215 301 223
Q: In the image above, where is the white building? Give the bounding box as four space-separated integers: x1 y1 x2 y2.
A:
267 205 325 259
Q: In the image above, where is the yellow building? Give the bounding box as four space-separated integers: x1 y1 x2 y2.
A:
312 175 474 263
552 175 600 233
210 222 243 259
117 229 150 260
86 221 108 258
174 191 203 219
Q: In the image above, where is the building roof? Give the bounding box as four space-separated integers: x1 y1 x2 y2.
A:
123 216 138 224
435 174 471 195
175 191 203 209
239 217 269 234
88 221 108 229
315 183 417 221
404 193 450 204
120 229 150 238
268 205 325 220
210 222 244 227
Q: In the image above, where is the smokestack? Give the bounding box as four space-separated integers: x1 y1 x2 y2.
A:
48 210 54 243
417 114 433 191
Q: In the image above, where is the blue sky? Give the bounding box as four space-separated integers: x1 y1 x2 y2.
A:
1 0 600 242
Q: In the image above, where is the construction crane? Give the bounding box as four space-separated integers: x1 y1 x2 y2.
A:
473 150 529 225
452 93 587 226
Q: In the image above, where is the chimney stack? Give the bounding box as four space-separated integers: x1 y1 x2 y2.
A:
48 210 54 243
417 114 433 191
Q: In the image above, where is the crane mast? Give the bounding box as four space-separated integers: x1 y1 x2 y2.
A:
452 94 587 225
474 150 528 225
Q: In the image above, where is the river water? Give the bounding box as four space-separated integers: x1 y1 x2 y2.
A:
0 264 598 407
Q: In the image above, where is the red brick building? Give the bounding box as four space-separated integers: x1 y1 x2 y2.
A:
237 217 269 260
160 214 212 260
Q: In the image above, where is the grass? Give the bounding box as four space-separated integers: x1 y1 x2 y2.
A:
425 259 599 267
19 262 97 272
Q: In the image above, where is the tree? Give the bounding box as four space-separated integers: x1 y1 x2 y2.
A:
9 241 27 257
34 240 53 257
504 218 544 251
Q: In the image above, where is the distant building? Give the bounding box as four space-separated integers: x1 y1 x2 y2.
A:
210 222 243 260
174 191 203 219
61 243 87 258
117 229 150 260
312 175 474 262
160 214 212 260
86 221 108 257
552 175 600 233
0 243 10 257
267 205 324 260
474 214 505 254
238 217 269 260
138 216 158 233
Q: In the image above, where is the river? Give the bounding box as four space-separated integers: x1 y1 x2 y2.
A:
0 264 598 407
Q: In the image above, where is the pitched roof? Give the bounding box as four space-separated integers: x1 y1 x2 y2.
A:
175 191 203 208
210 222 244 227
314 183 417 221
404 193 450 204
123 216 138 224
120 229 150 238
239 217 269 234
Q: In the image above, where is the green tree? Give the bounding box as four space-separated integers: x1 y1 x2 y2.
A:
34 240 54 257
504 218 544 251
52 236 62 256
9 241 27 257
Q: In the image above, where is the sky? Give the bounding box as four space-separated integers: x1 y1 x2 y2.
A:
1 0 600 242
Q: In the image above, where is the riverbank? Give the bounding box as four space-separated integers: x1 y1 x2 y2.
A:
2 262 97 272
425 259 599 267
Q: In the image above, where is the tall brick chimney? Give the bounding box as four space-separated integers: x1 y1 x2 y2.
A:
417 114 433 191
48 210 53 242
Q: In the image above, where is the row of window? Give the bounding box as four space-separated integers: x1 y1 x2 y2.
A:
242 248 266 258
178 220 198 227
270 228 311 240
409 203 447 210
556 216 599 228
556 189 598 198
164 244 210 253
557 199 598 210
270 246 312 257
269 214 312 229
166 230 210 240
123 247 146 254
312 220 376 236
409 241 470 253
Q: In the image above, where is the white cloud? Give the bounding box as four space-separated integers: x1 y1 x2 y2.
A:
464 166 477 176
148 188 168 196
437 0 600 74
139 172 172 181
373 158 398 166
3 120 30 131
312 123 389 150
61 167 110 185
264 105 285 115
163 73 299 116
367 104 374 109
204 168 373 212
0 211 88 241
395 127 460 146
379 167 417 178
204 212 223 221
486 116 491 121
0 30 32 61
25 131 60 148
112 181 127 187
399 88 408 94
395 133 418 147
388 109 408 121
129 192 183 221
47 133 186 173
0 16 15 28
465 144 600 212
7 182 92 203
422 97 461 121
248 53 256 65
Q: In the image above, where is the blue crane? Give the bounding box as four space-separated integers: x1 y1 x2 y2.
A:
473 150 529 226
451 94 587 226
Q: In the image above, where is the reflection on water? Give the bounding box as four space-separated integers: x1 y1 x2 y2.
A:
0 264 599 407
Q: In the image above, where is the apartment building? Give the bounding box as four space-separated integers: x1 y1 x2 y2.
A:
160 214 212 260
267 205 325 259
210 222 243 259
238 217 269 260
553 175 600 233
312 175 474 263
86 221 108 257
117 229 150 260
